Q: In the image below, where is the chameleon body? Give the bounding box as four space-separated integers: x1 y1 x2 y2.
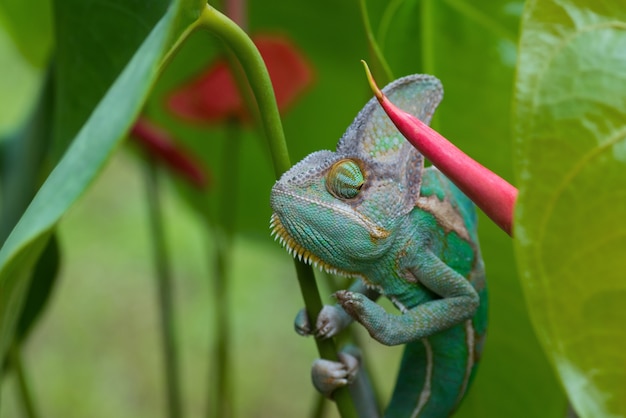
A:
270 75 487 417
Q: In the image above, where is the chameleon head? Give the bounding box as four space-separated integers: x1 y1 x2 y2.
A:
270 151 390 276
270 150 398 277
269 75 443 277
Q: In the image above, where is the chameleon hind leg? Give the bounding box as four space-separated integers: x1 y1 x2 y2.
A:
385 323 476 418
294 280 382 416
311 345 381 418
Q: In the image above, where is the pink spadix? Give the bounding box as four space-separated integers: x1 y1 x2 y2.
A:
362 62 517 236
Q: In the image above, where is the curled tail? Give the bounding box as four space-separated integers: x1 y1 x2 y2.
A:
385 319 483 418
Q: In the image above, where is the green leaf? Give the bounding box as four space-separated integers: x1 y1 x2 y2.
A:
0 0 52 67
51 0 170 161
0 68 54 241
0 68 57 352
0 22 45 135
15 234 60 340
0 0 202 363
514 1 626 416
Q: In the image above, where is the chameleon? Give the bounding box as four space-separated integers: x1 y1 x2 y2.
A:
269 74 487 417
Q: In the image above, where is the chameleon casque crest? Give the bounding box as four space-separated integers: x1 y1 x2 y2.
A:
270 75 487 418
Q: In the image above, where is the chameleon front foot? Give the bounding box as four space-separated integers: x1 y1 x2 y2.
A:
334 290 381 323
334 290 364 314
294 305 352 339
312 351 360 398
335 290 402 346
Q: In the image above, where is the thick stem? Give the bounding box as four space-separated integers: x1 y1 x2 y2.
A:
207 121 240 418
210 231 233 418
196 6 357 417
144 161 183 418
310 393 327 418
420 0 435 75
196 5 289 177
358 0 393 84
419 0 439 131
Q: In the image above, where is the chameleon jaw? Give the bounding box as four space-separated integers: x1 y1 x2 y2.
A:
269 213 356 278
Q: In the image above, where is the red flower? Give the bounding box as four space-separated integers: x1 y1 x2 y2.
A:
167 34 313 124
131 34 312 188
130 117 209 189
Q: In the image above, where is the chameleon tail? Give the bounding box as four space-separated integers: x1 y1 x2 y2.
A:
385 322 479 418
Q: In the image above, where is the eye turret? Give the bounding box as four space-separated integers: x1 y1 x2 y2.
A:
325 159 365 200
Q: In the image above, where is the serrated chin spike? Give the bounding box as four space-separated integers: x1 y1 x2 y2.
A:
268 214 357 279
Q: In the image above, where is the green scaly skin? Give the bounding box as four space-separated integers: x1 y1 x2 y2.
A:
270 75 487 418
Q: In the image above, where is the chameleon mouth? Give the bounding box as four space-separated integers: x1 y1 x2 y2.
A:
269 213 353 277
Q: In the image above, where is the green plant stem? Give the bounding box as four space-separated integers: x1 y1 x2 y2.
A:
195 5 288 178
323 273 384 413
442 0 516 42
144 161 183 418
420 0 437 130
310 393 327 418
358 0 394 84
420 0 435 75
206 121 240 418
210 232 233 418
377 0 404 49
195 5 357 418
207 6 248 416
8 342 39 418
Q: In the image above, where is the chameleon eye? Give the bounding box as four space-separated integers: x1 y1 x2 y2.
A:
326 159 364 199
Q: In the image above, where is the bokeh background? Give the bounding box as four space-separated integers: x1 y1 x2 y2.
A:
6 0 624 416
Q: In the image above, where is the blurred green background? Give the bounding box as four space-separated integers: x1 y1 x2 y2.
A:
0 150 378 417
7 0 624 416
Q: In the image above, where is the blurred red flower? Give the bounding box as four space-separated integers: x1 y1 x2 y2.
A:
167 34 314 124
131 33 313 188
130 117 209 189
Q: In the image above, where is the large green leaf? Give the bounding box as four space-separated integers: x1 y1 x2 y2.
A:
0 69 59 352
514 0 626 416
0 0 49 132
0 0 203 363
52 0 171 160
15 234 60 341
0 19 45 135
